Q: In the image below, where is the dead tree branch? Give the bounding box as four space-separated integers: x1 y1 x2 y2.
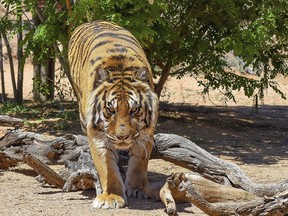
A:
0 115 23 127
153 133 288 197
160 172 288 216
0 129 288 214
170 172 288 216
24 154 65 188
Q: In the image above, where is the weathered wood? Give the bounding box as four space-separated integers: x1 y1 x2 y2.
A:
0 115 23 127
63 168 101 193
162 172 288 216
0 129 288 214
179 181 241 216
0 131 74 162
0 130 101 192
1 131 288 196
0 131 38 148
159 172 257 215
25 154 65 188
235 190 288 215
0 151 21 169
153 133 288 197
182 180 288 216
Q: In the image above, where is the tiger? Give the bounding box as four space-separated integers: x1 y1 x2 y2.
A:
68 21 159 209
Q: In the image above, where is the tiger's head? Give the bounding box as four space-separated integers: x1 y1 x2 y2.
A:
86 67 158 151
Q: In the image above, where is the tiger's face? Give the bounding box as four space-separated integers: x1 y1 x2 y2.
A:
103 89 144 149
88 68 158 151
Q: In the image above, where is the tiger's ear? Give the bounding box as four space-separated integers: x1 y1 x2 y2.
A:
96 68 109 84
135 67 149 82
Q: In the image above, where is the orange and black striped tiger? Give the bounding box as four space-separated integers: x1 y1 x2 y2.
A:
68 21 159 209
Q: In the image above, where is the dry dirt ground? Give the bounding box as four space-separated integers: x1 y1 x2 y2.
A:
0 61 288 215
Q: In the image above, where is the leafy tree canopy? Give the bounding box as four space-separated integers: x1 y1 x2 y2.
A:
69 0 288 101
1 0 287 103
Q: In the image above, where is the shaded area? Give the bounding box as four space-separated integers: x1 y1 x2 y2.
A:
1 102 287 164
157 104 288 165
0 101 82 135
12 167 38 177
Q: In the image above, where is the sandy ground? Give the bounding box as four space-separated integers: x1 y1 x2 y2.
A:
0 59 288 216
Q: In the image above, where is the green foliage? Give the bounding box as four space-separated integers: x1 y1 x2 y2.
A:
0 102 28 114
1 0 69 63
68 0 164 46
210 0 288 103
25 0 69 63
32 77 51 96
68 0 287 103
1 0 287 104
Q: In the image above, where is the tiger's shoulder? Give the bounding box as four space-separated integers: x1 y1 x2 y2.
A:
68 21 154 90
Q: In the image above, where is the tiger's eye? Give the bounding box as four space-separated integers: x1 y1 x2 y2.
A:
130 107 138 114
107 107 115 114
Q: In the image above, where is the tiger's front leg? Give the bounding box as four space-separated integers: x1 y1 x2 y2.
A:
125 140 153 198
88 136 127 209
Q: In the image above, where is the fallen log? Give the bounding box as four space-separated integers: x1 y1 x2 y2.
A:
153 133 288 197
1 129 288 215
235 190 288 216
162 172 288 216
155 131 288 215
0 115 23 127
1 130 288 196
160 172 257 204
0 130 101 191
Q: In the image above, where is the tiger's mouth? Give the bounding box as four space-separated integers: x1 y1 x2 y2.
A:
105 132 140 150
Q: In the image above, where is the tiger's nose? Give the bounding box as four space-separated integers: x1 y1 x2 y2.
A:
116 124 130 140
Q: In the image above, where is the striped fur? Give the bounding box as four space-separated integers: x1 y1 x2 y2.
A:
68 21 158 209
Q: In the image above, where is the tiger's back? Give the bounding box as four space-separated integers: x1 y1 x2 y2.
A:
68 21 154 131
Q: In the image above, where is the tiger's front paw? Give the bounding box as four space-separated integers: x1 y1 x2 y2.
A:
92 193 126 209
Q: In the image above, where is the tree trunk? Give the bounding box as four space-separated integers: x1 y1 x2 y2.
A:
33 63 41 101
31 13 54 102
65 0 72 14
154 65 171 98
0 34 6 102
16 3 24 104
47 58 55 100
39 61 49 101
1 32 17 100
55 43 78 98
33 58 55 102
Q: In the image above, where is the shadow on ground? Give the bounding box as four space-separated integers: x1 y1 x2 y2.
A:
2 101 287 165
157 104 288 165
